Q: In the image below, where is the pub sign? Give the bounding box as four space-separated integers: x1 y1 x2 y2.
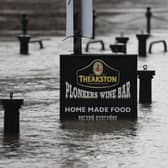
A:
60 54 137 121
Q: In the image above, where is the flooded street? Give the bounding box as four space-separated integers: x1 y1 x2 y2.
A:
0 1 168 167
0 32 167 168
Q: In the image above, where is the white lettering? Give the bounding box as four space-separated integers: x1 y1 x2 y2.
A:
65 81 131 100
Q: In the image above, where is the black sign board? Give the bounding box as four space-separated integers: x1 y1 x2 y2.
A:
60 54 137 121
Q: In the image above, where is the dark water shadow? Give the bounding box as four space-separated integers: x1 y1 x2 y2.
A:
59 120 138 168
3 134 20 147
139 103 153 114
60 120 138 136
0 134 20 159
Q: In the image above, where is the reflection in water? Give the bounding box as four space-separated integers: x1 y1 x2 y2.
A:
139 104 153 114
0 14 167 166
3 135 20 146
138 103 153 120
0 135 20 160
61 120 137 135
60 159 89 168
139 104 153 110
59 120 137 167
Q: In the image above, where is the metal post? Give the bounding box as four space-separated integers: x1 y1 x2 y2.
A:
21 14 28 35
145 7 152 34
92 10 96 39
73 0 82 55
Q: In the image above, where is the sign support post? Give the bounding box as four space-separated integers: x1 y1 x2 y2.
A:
73 0 82 55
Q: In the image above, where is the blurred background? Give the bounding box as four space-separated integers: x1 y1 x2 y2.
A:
0 0 168 37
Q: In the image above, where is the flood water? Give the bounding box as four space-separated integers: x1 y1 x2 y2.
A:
0 3 168 168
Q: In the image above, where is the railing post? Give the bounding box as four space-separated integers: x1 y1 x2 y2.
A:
145 7 152 34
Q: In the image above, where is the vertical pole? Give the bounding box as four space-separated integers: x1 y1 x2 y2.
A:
92 10 96 39
21 14 28 35
73 0 82 55
145 7 152 34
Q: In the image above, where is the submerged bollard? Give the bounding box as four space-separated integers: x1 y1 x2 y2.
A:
109 43 126 54
115 36 129 44
115 33 129 54
0 93 24 135
137 65 155 104
18 34 31 55
17 14 31 55
136 33 150 57
115 33 129 44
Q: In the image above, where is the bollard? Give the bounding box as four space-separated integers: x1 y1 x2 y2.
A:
136 33 150 57
109 43 126 54
115 33 129 54
17 34 31 55
17 14 31 55
115 32 129 44
145 7 152 34
115 37 129 44
137 65 155 104
0 93 24 135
